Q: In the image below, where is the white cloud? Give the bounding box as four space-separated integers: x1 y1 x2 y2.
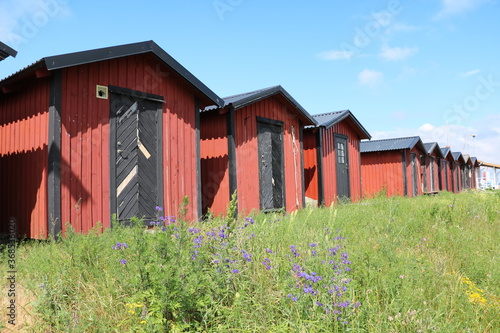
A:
371 117 500 163
379 45 418 61
434 0 488 20
358 69 383 86
419 123 435 132
460 69 481 77
317 50 355 61
0 0 72 47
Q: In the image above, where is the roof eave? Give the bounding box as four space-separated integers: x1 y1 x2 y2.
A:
229 85 316 125
4 40 224 107
0 42 17 59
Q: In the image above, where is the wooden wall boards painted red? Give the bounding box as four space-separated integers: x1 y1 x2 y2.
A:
440 147 454 192
200 86 316 217
0 41 223 239
422 142 444 193
360 136 427 198
303 110 371 206
451 151 466 193
469 156 480 189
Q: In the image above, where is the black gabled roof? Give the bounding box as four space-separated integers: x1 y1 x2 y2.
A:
309 110 371 140
0 42 17 61
220 85 316 125
441 147 451 158
451 151 465 163
470 156 480 166
0 41 223 107
423 142 444 158
360 136 425 153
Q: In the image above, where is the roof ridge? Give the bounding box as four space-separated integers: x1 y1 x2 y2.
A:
368 136 420 142
222 85 280 100
312 110 349 118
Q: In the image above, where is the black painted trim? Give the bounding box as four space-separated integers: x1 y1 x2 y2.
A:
156 103 164 218
109 85 164 103
316 129 325 206
195 97 202 220
402 150 408 196
109 95 118 227
227 106 238 217
47 70 62 239
256 116 284 127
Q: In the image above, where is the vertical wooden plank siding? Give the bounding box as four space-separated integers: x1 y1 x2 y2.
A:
0 78 50 238
234 96 304 215
361 150 406 198
303 130 318 201
409 147 424 197
200 110 230 216
320 125 336 206
59 53 205 234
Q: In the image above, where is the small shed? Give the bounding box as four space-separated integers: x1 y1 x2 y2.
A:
0 41 223 239
440 147 453 192
360 136 426 198
200 85 316 216
422 142 444 193
0 41 17 62
303 110 371 206
451 152 465 192
469 157 480 189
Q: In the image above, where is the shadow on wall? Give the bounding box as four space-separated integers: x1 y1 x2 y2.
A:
0 145 89 238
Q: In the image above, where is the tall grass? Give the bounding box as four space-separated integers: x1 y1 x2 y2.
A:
1 191 499 332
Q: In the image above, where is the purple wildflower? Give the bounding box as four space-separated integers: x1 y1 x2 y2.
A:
119 259 127 265
245 217 255 224
112 242 129 250
232 269 239 274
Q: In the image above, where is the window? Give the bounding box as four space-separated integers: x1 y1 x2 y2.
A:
337 142 345 164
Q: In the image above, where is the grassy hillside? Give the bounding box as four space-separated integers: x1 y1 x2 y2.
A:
1 191 499 332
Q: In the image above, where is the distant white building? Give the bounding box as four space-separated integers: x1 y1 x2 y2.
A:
479 161 500 189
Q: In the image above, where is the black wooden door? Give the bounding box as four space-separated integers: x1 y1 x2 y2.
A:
110 89 163 222
257 118 285 211
411 153 418 196
335 134 350 200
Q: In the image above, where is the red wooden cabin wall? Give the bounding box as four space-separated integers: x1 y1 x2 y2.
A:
200 110 229 216
303 130 318 202
362 150 405 198
0 77 50 238
59 53 208 234
234 96 304 215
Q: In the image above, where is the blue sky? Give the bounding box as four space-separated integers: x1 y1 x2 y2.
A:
1 0 499 163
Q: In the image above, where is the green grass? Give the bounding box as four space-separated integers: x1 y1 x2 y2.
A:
1 191 499 332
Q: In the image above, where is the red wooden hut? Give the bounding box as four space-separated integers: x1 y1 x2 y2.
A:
422 142 444 193
0 41 223 239
469 156 480 189
200 85 316 216
440 147 454 192
360 136 426 198
303 110 371 206
451 151 465 192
